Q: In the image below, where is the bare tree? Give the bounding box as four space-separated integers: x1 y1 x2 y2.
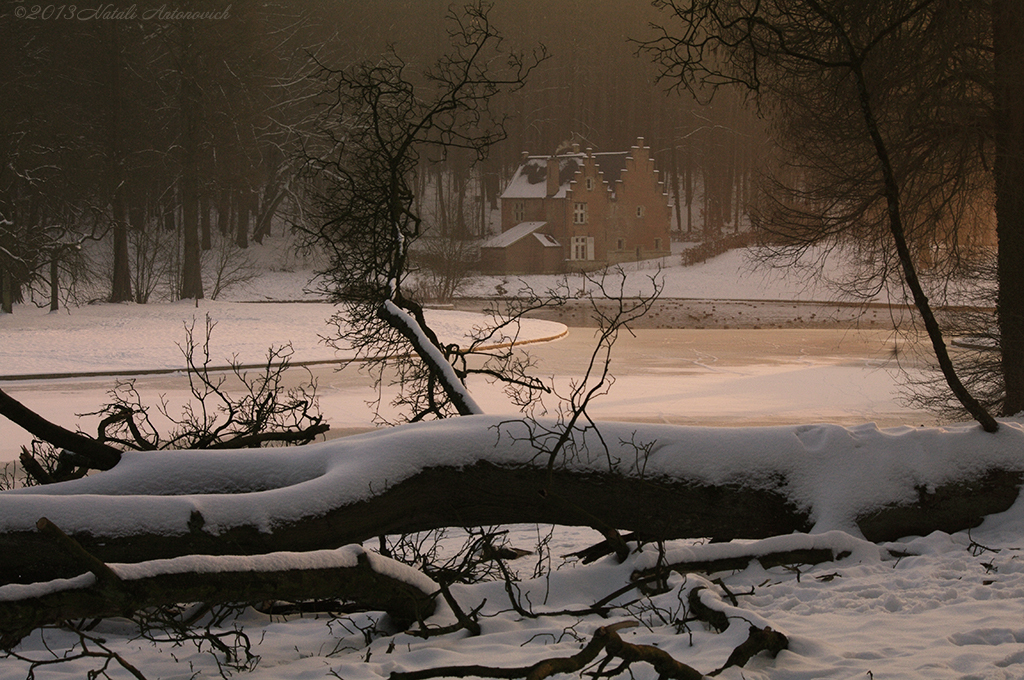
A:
299 1 547 420
642 0 1000 431
3 317 327 486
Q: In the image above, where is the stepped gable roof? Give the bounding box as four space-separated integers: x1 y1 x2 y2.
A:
500 151 630 200
480 221 559 249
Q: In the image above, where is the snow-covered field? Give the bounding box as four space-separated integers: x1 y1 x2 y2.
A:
1 240 1020 680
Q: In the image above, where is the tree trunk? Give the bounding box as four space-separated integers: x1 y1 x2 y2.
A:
847 55 998 432
217 186 231 236
0 388 121 473
0 456 1016 587
684 149 693 235
177 25 204 301
49 255 59 312
162 197 175 232
0 534 435 651
200 189 212 251
253 184 286 244
1 267 12 314
106 24 133 304
436 167 448 237
109 189 133 303
234 188 250 249
993 0 1024 416
180 173 204 299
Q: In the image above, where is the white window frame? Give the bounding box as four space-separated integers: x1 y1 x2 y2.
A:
585 177 595 191
573 202 588 225
571 235 594 261
636 205 645 218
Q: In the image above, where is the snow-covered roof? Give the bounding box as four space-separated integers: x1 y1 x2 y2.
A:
480 221 559 249
500 152 629 200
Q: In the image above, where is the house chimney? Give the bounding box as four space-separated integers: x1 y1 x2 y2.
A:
546 155 560 197
521 151 529 163
572 142 580 154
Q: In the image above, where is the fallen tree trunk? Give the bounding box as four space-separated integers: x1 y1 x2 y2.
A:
389 621 706 680
0 461 812 584
0 418 1020 585
0 528 436 651
0 387 122 470
0 461 1019 585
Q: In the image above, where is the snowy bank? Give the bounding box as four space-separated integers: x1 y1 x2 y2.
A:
0 301 566 378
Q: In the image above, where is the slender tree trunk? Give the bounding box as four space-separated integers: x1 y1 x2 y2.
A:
993 0 1024 416
2 267 12 314
48 256 59 312
217 186 231 236
846 53 998 431
684 149 693 235
179 167 204 299
455 169 467 238
129 198 148 304
701 166 712 238
106 24 133 304
109 189 133 302
162 194 175 232
178 28 204 301
436 168 448 237
200 190 212 251
671 146 683 235
253 184 286 245
234 188 249 249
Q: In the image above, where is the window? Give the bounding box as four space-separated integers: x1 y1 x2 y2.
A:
513 201 525 222
616 238 625 250
636 205 645 218
573 202 588 224
571 236 594 261
585 177 595 191
654 238 662 251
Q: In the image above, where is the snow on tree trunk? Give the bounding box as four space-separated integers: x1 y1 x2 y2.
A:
0 417 1021 585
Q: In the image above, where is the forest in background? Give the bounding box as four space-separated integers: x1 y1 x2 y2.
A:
0 0 762 310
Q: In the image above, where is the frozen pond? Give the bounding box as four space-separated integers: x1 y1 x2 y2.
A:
0 325 943 463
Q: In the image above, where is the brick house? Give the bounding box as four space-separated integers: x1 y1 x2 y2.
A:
479 137 672 274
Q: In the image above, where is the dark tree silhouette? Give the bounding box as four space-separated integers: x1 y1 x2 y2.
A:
642 0 1001 431
300 1 547 421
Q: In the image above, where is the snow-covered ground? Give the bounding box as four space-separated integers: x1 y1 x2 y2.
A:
1 239 1020 679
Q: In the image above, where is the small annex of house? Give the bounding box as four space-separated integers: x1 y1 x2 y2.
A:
479 137 672 274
